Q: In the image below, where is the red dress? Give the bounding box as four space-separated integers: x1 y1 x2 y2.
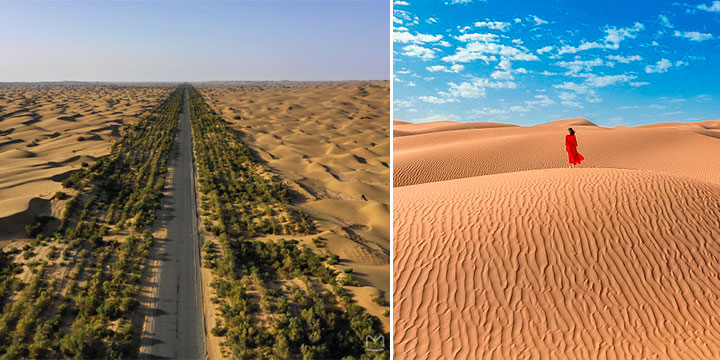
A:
565 134 584 165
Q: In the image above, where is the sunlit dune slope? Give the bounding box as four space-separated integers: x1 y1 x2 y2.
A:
394 167 720 359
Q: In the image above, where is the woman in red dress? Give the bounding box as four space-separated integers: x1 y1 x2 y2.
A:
565 127 584 167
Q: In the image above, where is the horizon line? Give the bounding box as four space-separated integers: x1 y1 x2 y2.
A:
0 79 390 84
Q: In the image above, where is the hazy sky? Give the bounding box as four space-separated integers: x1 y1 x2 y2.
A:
394 0 720 126
0 0 389 82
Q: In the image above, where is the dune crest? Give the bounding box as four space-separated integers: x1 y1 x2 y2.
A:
394 167 720 359
533 117 598 127
394 119 720 187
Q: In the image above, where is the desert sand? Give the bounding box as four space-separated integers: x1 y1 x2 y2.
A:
0 85 170 241
197 81 390 331
394 118 720 359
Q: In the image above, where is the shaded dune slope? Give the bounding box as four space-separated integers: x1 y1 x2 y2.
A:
394 168 720 359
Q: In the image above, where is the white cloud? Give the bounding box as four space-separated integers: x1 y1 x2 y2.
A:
554 58 610 75
607 54 642 63
394 99 414 108
393 9 417 26
539 70 559 76
426 64 464 73
442 42 539 63
402 44 436 59
491 70 514 80
528 15 548 25
454 33 500 42
510 105 530 112
393 31 444 43
418 96 457 104
558 22 644 55
525 94 555 107
536 45 553 54
498 58 512 71
557 91 583 107
474 21 512 31
426 17 438 24
558 92 576 101
473 107 507 116
645 58 673 73
438 40 451 47
673 30 713 41
394 1 409 5
490 58 527 80
698 1 720 12
557 42 603 55
445 77 518 98
630 81 650 87
449 64 465 72
584 74 636 87
658 15 673 28
446 81 486 98
562 101 583 108
449 0 474 3
554 82 601 103
604 23 645 48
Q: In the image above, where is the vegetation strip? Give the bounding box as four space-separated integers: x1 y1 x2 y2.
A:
188 86 388 359
0 86 182 359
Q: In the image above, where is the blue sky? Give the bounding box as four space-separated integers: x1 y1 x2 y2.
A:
0 0 389 82
393 0 720 125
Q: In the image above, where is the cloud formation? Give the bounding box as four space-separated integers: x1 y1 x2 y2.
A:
673 30 713 41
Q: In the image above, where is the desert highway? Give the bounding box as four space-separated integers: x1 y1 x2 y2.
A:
146 86 205 359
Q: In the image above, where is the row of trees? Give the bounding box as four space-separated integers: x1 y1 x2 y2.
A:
188 88 315 238
0 86 184 359
188 87 387 359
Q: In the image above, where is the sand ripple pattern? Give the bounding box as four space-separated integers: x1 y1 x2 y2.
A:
394 168 720 359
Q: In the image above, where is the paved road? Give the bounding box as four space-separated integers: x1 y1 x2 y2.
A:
147 87 205 359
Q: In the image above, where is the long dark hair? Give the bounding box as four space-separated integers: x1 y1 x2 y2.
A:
568 127 575 135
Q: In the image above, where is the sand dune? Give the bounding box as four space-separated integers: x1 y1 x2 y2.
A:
0 85 171 242
197 81 390 330
394 118 720 359
394 118 720 187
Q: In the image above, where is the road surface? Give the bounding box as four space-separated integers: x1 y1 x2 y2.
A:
146 86 205 359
